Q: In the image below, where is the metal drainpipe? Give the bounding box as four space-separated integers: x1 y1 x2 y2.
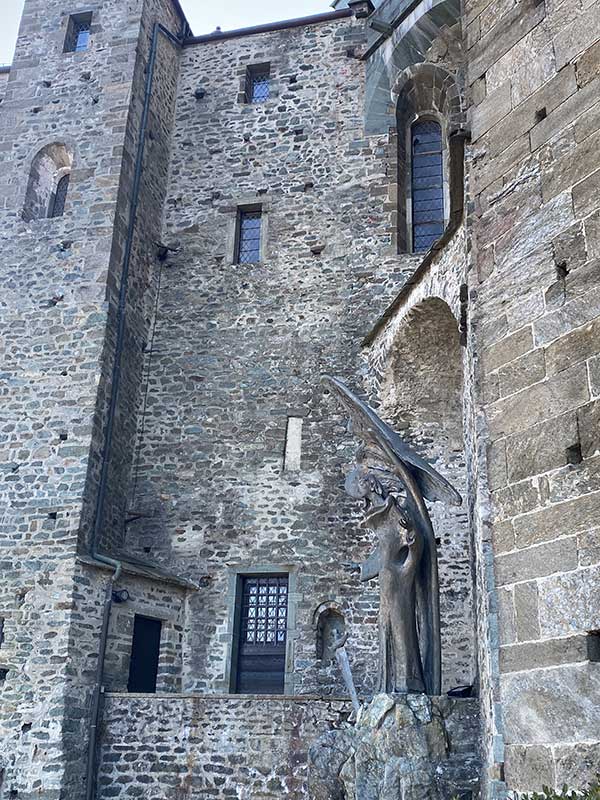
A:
83 20 182 800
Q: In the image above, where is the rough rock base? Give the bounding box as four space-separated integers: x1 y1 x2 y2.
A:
309 694 481 800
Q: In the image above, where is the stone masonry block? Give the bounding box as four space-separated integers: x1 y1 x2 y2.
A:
498 348 546 398
554 742 600 790
470 80 512 142
572 166 600 220
577 527 600 567
589 354 600 397
538 563 600 638
533 287 600 345
542 128 600 202
504 744 555 792
486 363 589 439
577 399 600 458
482 326 533 374
512 491 600 548
513 581 540 641
499 634 589 673
531 74 600 151
495 536 578 585
545 317 600 375
493 478 544 522
468 0 546 84
584 209 600 259
505 411 578 483
576 38 600 87
487 65 577 157
554 2 600 70
501 663 600 744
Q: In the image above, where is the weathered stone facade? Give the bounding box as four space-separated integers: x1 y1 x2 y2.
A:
1 0 599 797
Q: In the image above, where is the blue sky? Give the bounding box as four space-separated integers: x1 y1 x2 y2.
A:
1 0 332 65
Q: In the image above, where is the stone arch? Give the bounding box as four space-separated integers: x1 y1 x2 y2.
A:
394 63 465 253
22 142 74 222
378 297 474 692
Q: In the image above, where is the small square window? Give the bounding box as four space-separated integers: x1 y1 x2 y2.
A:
236 207 262 264
245 64 270 104
64 13 93 53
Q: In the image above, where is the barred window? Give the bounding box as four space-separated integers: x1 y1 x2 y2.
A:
245 64 270 103
48 174 70 218
411 120 444 253
64 13 92 53
236 208 262 264
234 574 288 694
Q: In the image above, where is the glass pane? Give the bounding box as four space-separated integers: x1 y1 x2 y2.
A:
251 74 270 102
237 211 262 263
48 174 70 219
411 120 444 253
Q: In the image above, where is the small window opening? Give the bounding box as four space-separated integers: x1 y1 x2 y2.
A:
127 615 162 693
233 574 288 694
587 631 600 662
411 119 444 253
64 13 93 53
236 207 262 264
245 64 270 103
535 107 547 123
48 174 70 218
283 417 303 472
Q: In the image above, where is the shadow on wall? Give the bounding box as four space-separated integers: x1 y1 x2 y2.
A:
379 297 475 691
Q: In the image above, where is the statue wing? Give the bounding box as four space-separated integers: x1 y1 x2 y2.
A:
323 375 462 507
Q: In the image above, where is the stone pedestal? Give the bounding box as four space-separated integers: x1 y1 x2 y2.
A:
309 694 481 800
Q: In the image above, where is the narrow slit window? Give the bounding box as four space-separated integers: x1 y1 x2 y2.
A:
234 575 288 694
245 64 270 103
411 120 444 253
236 208 262 264
64 13 92 53
48 174 70 218
127 615 162 693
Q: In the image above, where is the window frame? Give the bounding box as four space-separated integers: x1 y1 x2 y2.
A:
405 112 450 255
244 63 271 104
235 204 263 264
222 565 298 696
63 12 93 54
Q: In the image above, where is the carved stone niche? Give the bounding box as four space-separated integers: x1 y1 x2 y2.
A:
314 602 346 663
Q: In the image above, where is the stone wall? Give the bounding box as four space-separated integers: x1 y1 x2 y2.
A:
124 6 478 704
0 0 184 796
467 0 600 791
97 694 352 799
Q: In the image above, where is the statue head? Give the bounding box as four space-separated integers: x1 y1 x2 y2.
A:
345 465 394 524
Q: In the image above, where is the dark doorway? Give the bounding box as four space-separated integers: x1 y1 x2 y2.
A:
234 575 288 694
127 615 162 693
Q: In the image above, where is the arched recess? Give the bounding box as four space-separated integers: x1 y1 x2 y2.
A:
394 63 465 252
378 297 474 692
22 143 74 222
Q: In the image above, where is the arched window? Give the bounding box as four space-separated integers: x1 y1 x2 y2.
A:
48 174 70 218
411 119 444 253
22 143 73 222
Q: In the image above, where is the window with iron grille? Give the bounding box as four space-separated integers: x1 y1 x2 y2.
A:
411 119 445 253
234 575 288 694
48 174 70 218
236 207 262 263
64 12 92 53
245 63 270 103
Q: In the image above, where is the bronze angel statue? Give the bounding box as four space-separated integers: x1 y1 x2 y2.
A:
324 376 462 696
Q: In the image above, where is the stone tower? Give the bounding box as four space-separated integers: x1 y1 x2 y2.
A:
1 0 599 797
